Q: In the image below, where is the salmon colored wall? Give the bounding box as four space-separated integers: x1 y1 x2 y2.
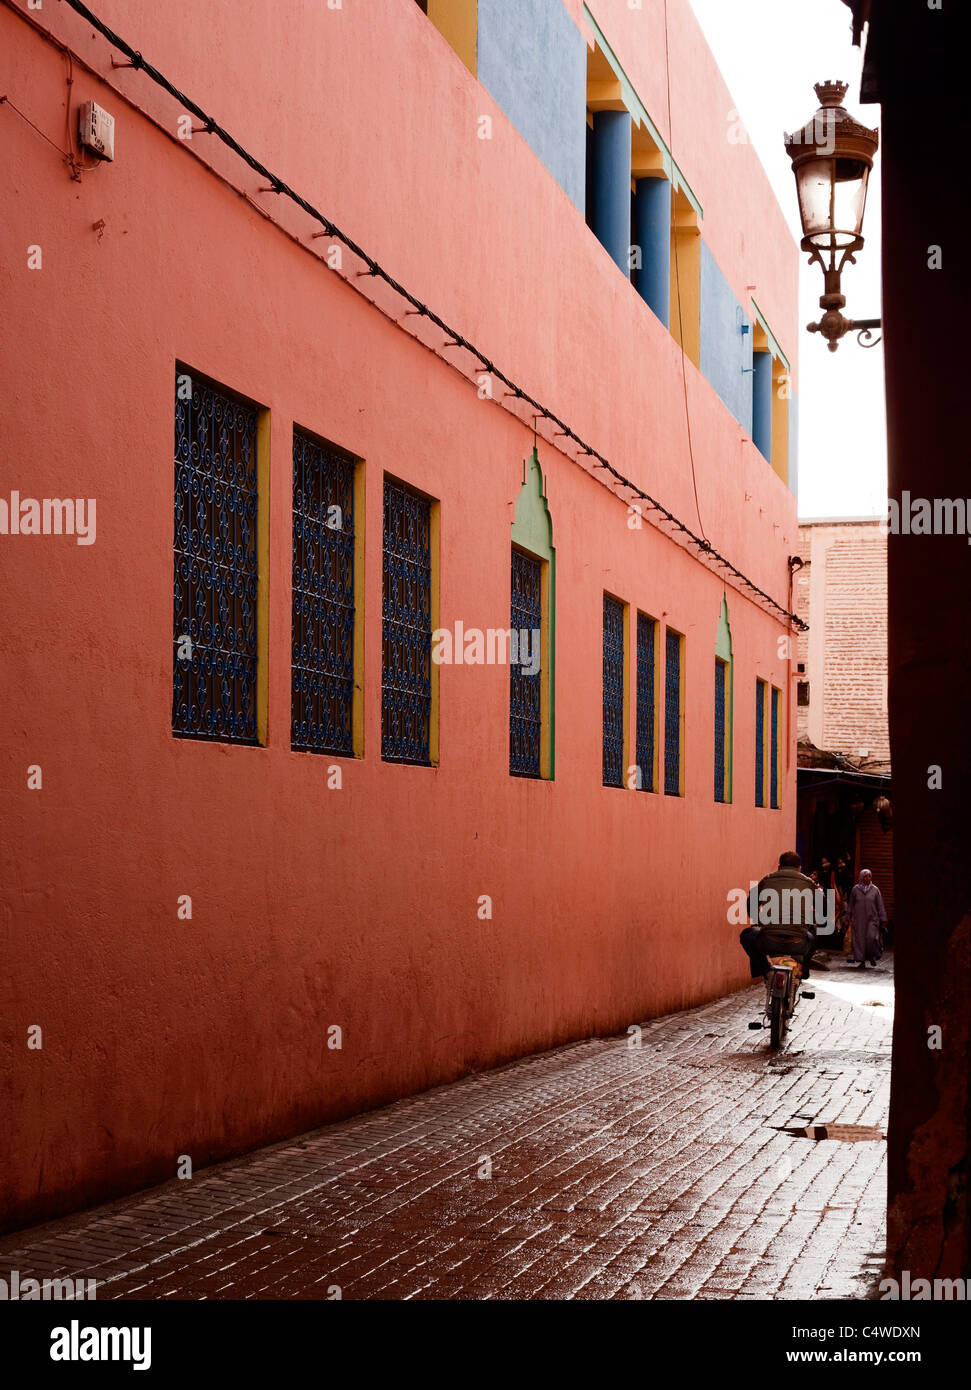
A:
0 0 798 1230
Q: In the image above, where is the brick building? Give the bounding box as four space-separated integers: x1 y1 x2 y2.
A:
793 518 892 919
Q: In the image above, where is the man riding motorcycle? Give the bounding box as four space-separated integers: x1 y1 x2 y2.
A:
739 850 824 981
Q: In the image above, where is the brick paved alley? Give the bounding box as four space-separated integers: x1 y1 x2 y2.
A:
0 956 892 1301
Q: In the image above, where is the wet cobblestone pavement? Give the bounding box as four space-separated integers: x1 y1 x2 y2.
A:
0 956 892 1301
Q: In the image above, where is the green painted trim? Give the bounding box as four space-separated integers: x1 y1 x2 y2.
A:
715 592 733 662
583 3 703 219
511 447 556 779
716 593 734 801
751 299 790 372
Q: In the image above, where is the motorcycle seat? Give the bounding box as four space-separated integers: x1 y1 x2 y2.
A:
766 955 802 978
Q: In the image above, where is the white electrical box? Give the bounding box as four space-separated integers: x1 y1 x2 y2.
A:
78 101 115 161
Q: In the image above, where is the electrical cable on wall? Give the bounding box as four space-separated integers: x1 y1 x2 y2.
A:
24 0 806 631
0 88 84 179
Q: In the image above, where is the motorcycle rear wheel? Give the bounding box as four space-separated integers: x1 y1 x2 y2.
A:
769 994 785 1049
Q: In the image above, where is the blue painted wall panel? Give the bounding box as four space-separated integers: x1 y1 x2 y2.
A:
699 242 753 436
477 0 586 210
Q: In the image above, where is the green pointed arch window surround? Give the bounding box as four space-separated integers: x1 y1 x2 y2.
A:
509 447 555 780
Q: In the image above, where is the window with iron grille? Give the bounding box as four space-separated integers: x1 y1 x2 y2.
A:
770 685 781 808
510 548 543 778
636 613 657 792
664 628 683 796
291 431 356 755
382 479 432 764
173 371 260 744
602 595 625 787
797 680 810 707
714 657 728 803
755 678 767 806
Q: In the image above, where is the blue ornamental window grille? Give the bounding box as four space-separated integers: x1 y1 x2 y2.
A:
291 432 356 755
382 479 432 764
755 679 766 806
770 686 781 808
602 595 625 787
664 629 683 796
714 658 727 803
510 548 543 778
636 614 657 792
173 372 259 743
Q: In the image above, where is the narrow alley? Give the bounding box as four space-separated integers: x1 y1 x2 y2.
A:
0 957 891 1301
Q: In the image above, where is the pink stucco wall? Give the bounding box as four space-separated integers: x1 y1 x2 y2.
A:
0 0 799 1231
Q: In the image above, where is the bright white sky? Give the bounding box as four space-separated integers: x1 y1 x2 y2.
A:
688 0 886 519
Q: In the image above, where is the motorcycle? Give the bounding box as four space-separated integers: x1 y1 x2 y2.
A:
748 954 815 1049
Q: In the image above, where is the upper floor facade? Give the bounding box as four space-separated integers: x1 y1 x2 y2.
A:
419 0 799 492
30 0 800 589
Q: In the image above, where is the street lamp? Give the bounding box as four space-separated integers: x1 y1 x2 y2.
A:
785 81 880 351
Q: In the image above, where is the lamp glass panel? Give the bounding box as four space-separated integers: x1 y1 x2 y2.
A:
833 164 870 237
796 157 834 238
